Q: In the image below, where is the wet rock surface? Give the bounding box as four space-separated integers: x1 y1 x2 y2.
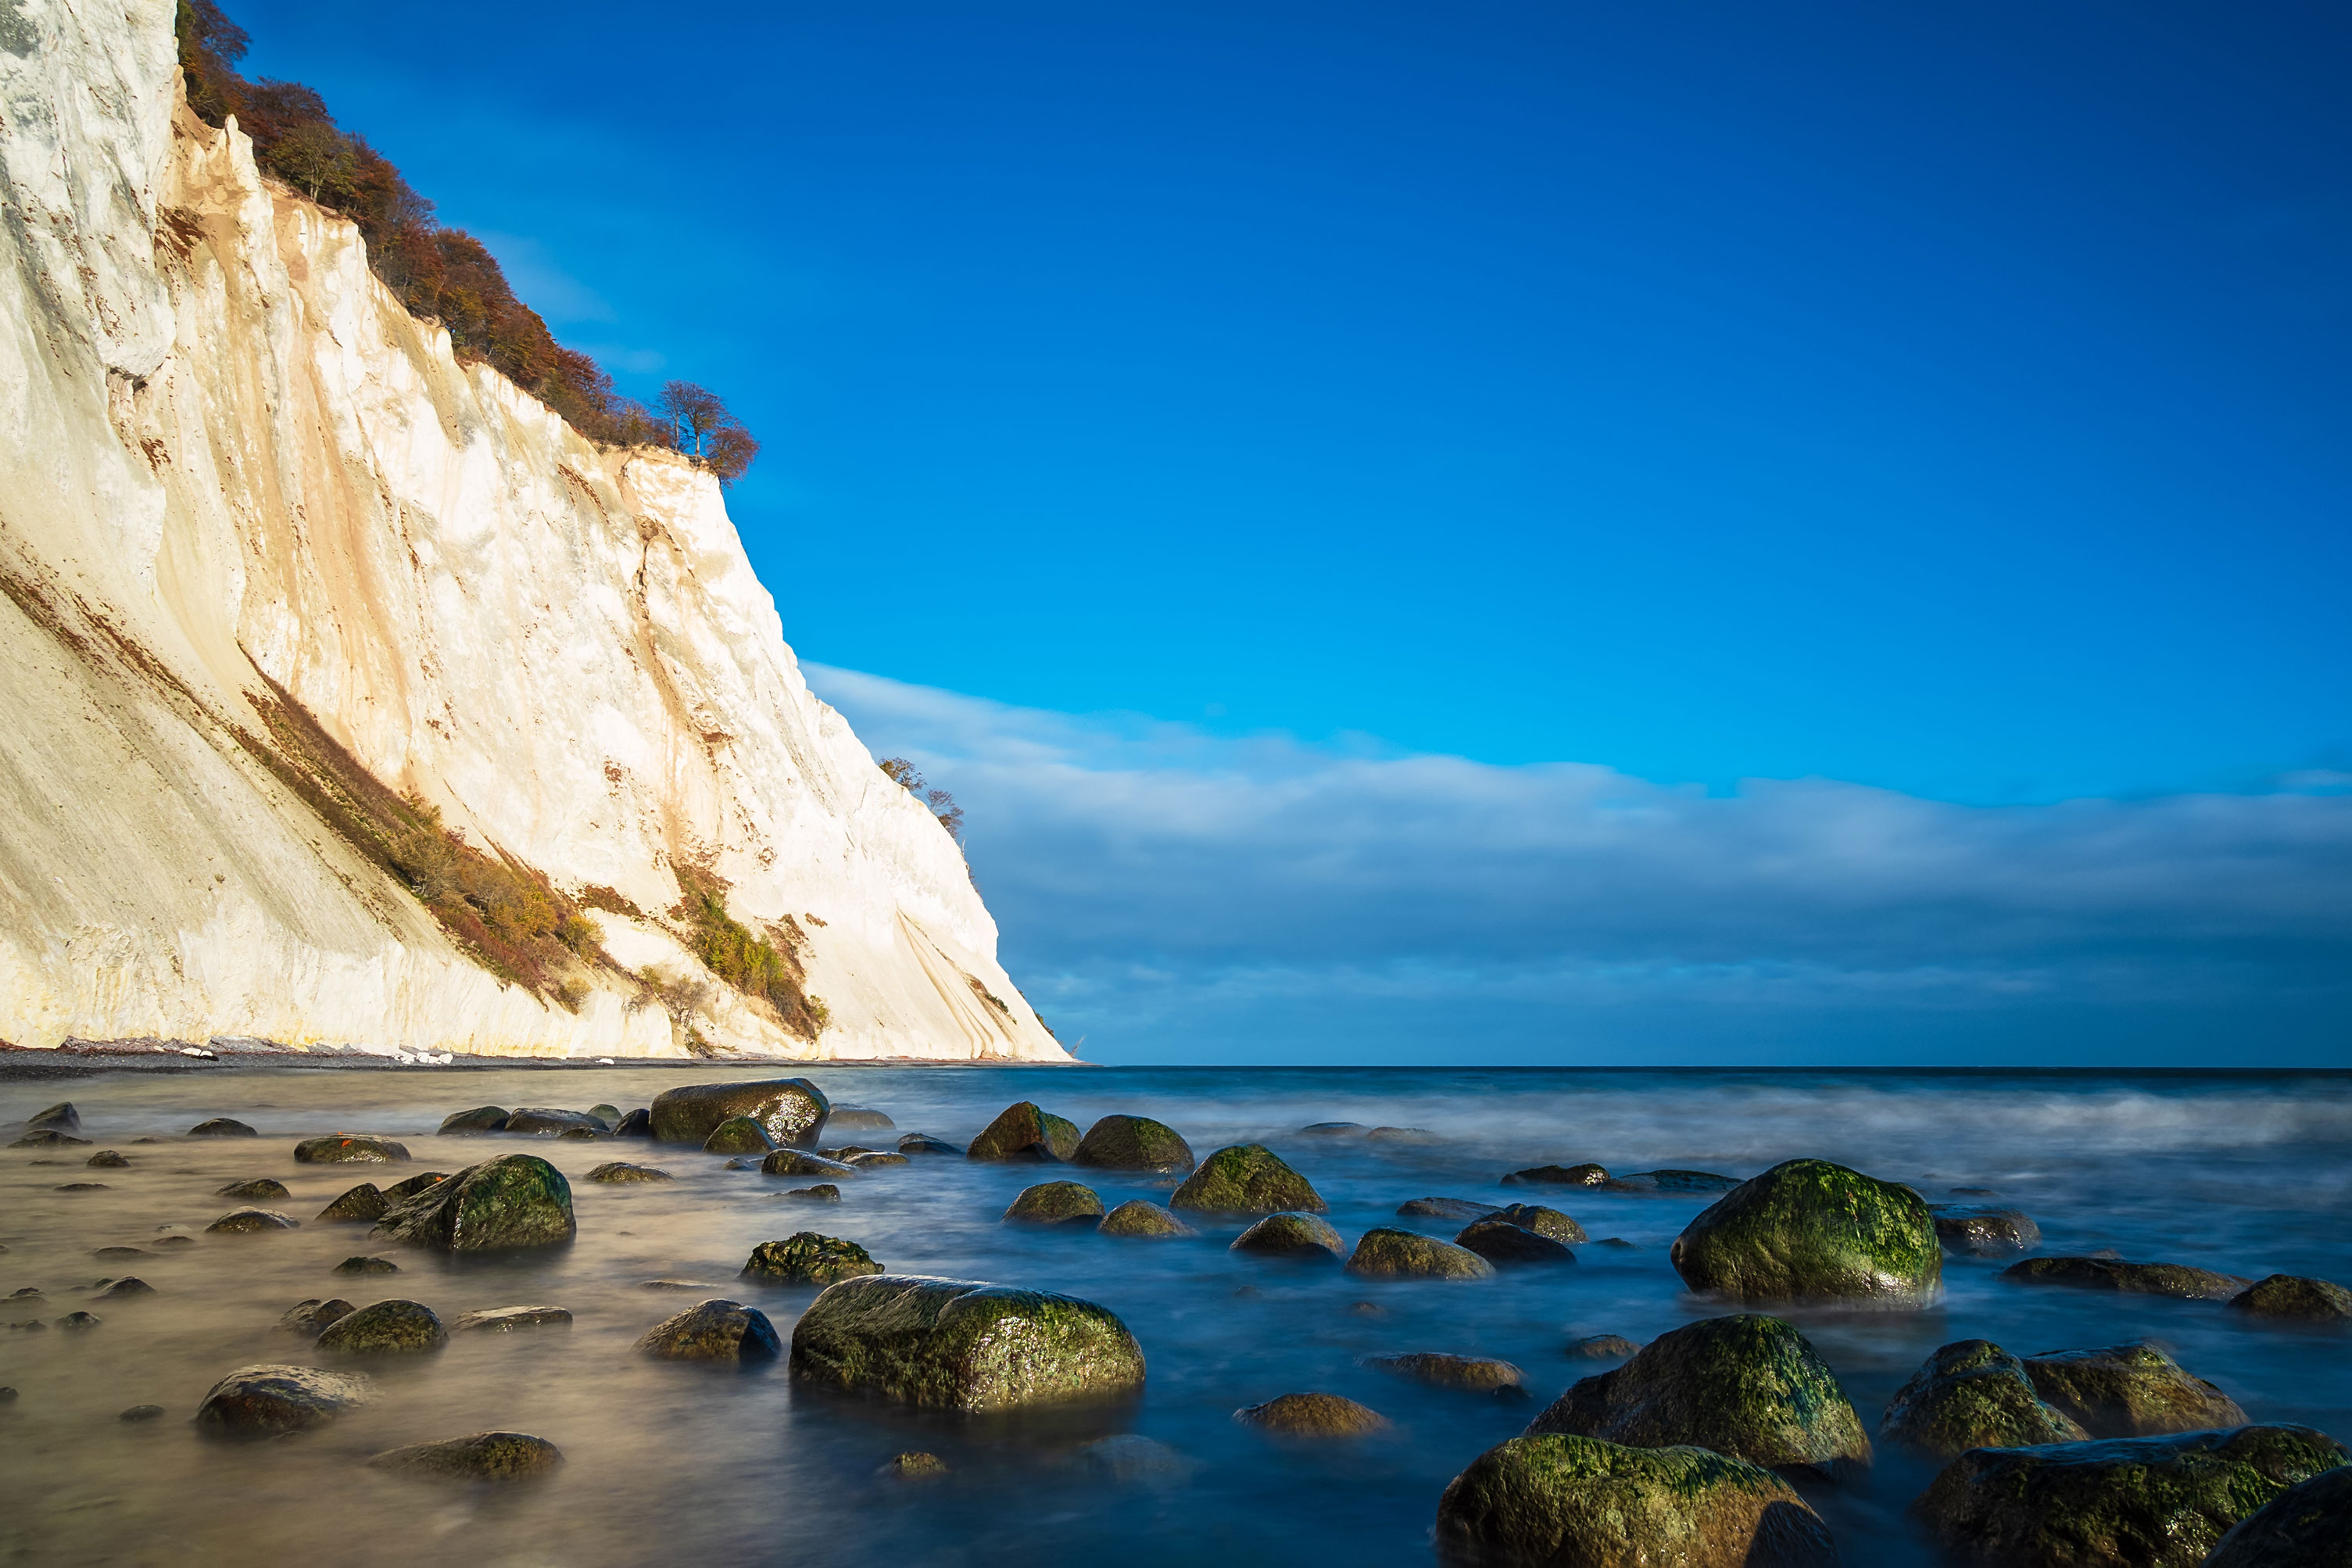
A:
1363 1351 1525 1391
2203 1462 2352 1566
187 1119 257 1138
315 1298 446 1354
373 1168 445 1202
1503 1162 1611 1187
195 1363 374 1434
1566 1333 1641 1362
1670 1158 1941 1308
965 1101 1083 1162
584 1161 673 1183
1171 1144 1326 1215
882 1450 950 1478
371 1430 564 1481
789 1274 1146 1411
611 1108 652 1137
825 1106 897 1133
742 1233 884 1285
1527 1314 1872 1479
1233 1391 1391 1436
2004 1255 2254 1300
85 1150 128 1168
505 1107 604 1137
437 1106 510 1135
2227 1274 2352 1321
1455 1218 1578 1267
294 1135 412 1165
216 1176 289 1200
371 1155 575 1254
637 1298 784 1363
701 1115 778 1155
94 1276 156 1300
317 1183 389 1223
1487 1203 1589 1244
1231 1212 1345 1258
1396 1197 1498 1222
452 1305 572 1333
649 1079 829 1150
760 1149 859 1178
1929 1205 2042 1255
1345 1228 1495 1280
2021 1341 2248 1437
276 1298 354 1334
206 1207 298 1233
1003 1180 1105 1225
1071 1114 1197 1173
1880 1339 2089 1457
334 1255 399 1275
897 1133 962 1156
1097 1200 1194 1237
779 1183 842 1202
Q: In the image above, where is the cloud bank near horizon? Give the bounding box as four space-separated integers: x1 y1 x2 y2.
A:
804 664 2352 1066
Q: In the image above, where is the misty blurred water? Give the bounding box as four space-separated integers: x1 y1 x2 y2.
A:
2 1065 2347 1565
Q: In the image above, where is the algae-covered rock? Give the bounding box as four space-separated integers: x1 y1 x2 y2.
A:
438 1106 510 1135
371 1430 564 1481
188 1118 256 1137
1233 1391 1390 1436
1527 1314 1871 1479
1930 1205 2042 1256
315 1299 446 1355
1004 1181 1105 1226
1455 1219 1578 1268
1346 1228 1495 1280
1231 1212 1345 1258
780 1183 842 1202
315 1183 389 1223
86 1150 129 1168
333 1255 399 1276
2229 1274 2352 1321
702 1115 777 1155
1670 1158 1939 1308
789 1273 1146 1411
585 1161 673 1184
761 1148 859 1178
295 1135 412 1165
965 1101 1082 1162
453 1305 571 1333
371 1154 575 1254
1435 1434 1838 1568
649 1079 829 1149
1490 1203 1590 1244
845 1151 909 1168
1098 1200 1195 1238
1881 1340 2089 1457
2204 1462 2352 1567
1072 1114 1197 1173
1916 1425 2350 1567
195 1363 373 1434
897 1133 962 1156
2021 1341 2246 1437
2004 1255 2252 1300
637 1298 783 1363
1504 1162 1611 1187
741 1233 883 1285
1398 1197 1498 1223
382 1171 448 1201
207 1207 298 1233
1364 1352 1524 1391
276 1298 353 1334
217 1176 290 1201
882 1450 950 1479
1170 1144 1326 1215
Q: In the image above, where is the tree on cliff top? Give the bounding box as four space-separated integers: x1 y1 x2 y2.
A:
660 381 762 487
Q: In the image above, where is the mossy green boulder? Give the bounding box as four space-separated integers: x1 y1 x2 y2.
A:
207 1207 297 1233
1880 1340 2089 1457
1669 1158 1939 1308
1526 1314 1871 1480
371 1154 575 1254
1436 1434 1838 1568
295 1135 412 1165
2228 1274 2352 1321
1234 1392 1390 1436
1097 1200 1194 1237
317 1183 388 1223
1491 1203 1589 1244
1364 1352 1524 1392
1071 1114 1196 1173
2204 1463 2352 1566
649 1079 829 1149
2020 1341 2246 1437
788 1274 1145 1412
1345 1228 1495 1280
315 1298 446 1355
701 1115 776 1155
1915 1425 2350 1567
1003 1180 1104 1225
741 1232 882 1285
636 1298 783 1363
1170 1144 1326 1215
1231 1212 1344 1258
761 1148 859 1178
2003 1255 2252 1300
965 1101 1082 1162
371 1430 564 1481
584 1162 671 1183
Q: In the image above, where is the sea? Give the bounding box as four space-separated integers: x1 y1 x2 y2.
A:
2 1064 2347 1565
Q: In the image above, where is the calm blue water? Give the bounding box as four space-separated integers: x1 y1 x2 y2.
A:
2 1065 2347 1565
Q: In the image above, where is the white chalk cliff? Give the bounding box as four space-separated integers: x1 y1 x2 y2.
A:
0 0 1069 1061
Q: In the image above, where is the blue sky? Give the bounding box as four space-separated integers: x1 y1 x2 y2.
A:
227 2 2350 1062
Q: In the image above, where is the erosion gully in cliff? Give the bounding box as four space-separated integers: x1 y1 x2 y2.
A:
0 2 1065 1064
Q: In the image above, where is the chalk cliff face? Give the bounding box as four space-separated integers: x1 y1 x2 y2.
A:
0 0 1068 1061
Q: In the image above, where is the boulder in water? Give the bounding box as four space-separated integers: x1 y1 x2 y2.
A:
1397 1197 1498 1223
277 1298 354 1334
1929 1205 2041 1255
588 1104 622 1129
1171 1144 1326 1215
26 1101 79 1132
188 1119 257 1138
55 1310 101 1330
1231 1212 1345 1258
1363 1352 1524 1391
1565 1333 1640 1362
825 1106 896 1133
882 1451 950 1479
1454 1219 1577 1268
1915 1425 2350 1567
779 1183 841 1202
85 1150 129 1168
702 1115 777 1155
789 1274 1145 1411
1298 1122 1366 1137
2204 1463 2352 1566
1527 1313 1871 1480
371 1154 575 1254
315 1298 446 1354
437 1106 510 1135
611 1108 652 1137
585 1161 672 1183
1609 1169 1742 1194
317 1183 389 1223
207 1208 298 1233
2021 1341 2246 1437
965 1101 1082 1162
2228 1273 2352 1322
741 1233 883 1285
1489 1203 1589 1244
1233 1391 1390 1436
94 1276 155 1300
1003 1181 1105 1226
195 1363 373 1434
650 1079 829 1149
844 1151 908 1168
1670 1158 1940 1308
1435 1434 1838 1568
370 1430 563 1481
1345 1229 1495 1280
1097 1200 1194 1237
897 1133 962 1156
1879 1340 2089 1457
380 1168 448 1202
1502 1162 1610 1187
1367 1126 1441 1145
334 1255 399 1276
2003 1255 2252 1300
1072 1114 1197 1173
452 1305 571 1333
216 1177 289 1201
11 1129 90 1147
761 1149 858 1178
294 1135 411 1165
637 1298 783 1363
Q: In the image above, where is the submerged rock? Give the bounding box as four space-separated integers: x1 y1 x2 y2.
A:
1670 1158 1940 1308
1915 1425 2350 1567
881 1451 950 1479
789 1274 1146 1411
94 1277 156 1300
1231 1212 1345 1258
845 1151 908 1168
53 1181 110 1191
761 1149 859 1179
2204 1463 2352 1566
702 1115 778 1155
91 1246 150 1261
371 1154 575 1254
55 1311 101 1329
2227 1274 2352 1322
779 1183 842 1202
2021 1341 2247 1437
637 1298 784 1363
1610 1169 1742 1194
1346 1229 1495 1280
371 1430 564 1481
1435 1434 1838 1568
206 1208 298 1233
1098 1199 1194 1237
1455 1219 1578 1268
1565 1333 1640 1362
825 1105 897 1133
334 1255 399 1276
741 1233 883 1285
276 1298 354 1334
437 1106 510 1135
585 1161 673 1183
85 1150 129 1168
1233 1391 1390 1436
1368 1126 1441 1144
1072 1114 1197 1173
217 1176 290 1201
1880 1340 2089 1457
1004 1181 1105 1226
1298 1122 1367 1137
188 1119 257 1137
317 1183 389 1223
1397 1197 1498 1223
588 1104 621 1129
316 1299 446 1354
1503 1162 1611 1187
1929 1205 2042 1256
452 1305 571 1333
1527 1314 1872 1480
1363 1352 1524 1391
2003 1255 2253 1300
897 1133 962 1156
1170 1144 1326 1215
650 1079 829 1150
120 1403 165 1421
294 1135 411 1165
1069 1434 1192 1484
195 1363 373 1434
965 1101 1082 1162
